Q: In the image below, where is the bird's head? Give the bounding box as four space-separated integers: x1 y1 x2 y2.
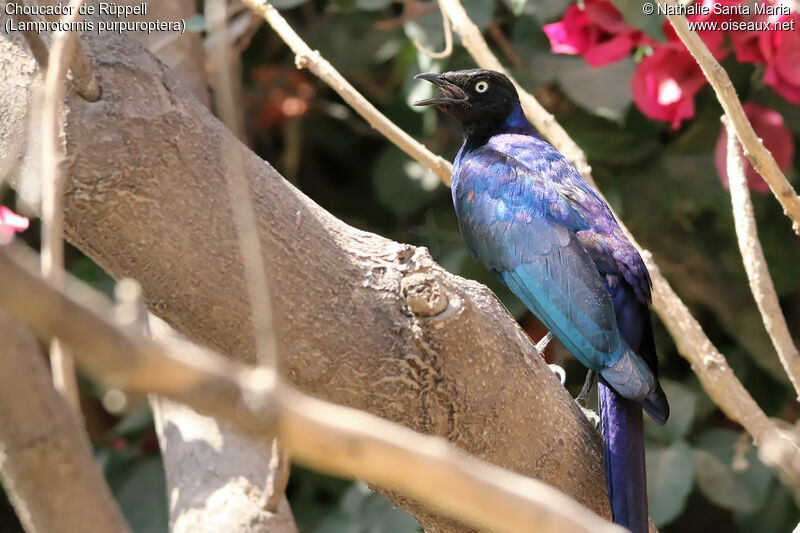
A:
413 69 520 130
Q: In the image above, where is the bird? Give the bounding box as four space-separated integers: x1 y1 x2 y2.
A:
414 68 669 533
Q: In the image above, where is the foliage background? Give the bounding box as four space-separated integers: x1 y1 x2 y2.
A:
2 0 799 532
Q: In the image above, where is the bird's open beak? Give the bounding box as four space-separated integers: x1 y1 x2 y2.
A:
413 73 468 106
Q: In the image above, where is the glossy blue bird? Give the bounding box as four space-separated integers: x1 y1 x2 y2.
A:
414 69 669 533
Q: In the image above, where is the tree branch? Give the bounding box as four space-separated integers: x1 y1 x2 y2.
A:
0 248 624 533
662 0 800 234
1 21 612 531
724 117 800 398
0 312 129 533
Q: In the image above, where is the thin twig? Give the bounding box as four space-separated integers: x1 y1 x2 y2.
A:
412 0 453 59
12 12 49 69
205 0 277 369
487 22 525 71
439 0 593 182
241 0 453 184
663 0 800 234
0 248 625 533
724 117 800 399
39 0 88 417
37 0 100 101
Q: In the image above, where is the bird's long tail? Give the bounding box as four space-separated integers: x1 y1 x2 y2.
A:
598 378 648 533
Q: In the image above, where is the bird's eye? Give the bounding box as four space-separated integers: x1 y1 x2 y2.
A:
475 80 489 93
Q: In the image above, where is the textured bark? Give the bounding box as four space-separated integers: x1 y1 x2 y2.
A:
0 313 130 533
149 316 297 533
0 19 610 531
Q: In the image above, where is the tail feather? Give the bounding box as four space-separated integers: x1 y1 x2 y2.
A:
599 379 648 533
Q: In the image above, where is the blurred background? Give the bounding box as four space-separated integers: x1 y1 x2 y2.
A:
2 0 799 532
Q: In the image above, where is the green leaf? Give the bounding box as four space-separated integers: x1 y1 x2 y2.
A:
271 0 309 9
372 147 441 217
184 14 205 33
693 429 773 512
607 0 665 40
356 0 392 10
462 0 494 29
106 456 168 533
645 379 696 442
508 0 529 16
405 11 446 54
735 484 800 533
519 0 574 24
318 482 420 533
109 406 154 438
646 441 694 527
554 57 635 121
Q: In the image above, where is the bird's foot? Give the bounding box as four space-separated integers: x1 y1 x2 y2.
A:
548 364 566 385
535 331 553 355
580 407 601 429
575 370 597 408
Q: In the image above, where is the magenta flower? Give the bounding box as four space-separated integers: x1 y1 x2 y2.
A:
714 103 795 193
730 4 800 103
632 47 707 129
543 0 647 67
0 206 29 245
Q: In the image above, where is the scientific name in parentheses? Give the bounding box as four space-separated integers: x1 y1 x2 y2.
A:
655 2 791 15
4 2 147 17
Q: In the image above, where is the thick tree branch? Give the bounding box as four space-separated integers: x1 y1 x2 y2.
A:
662 0 800 233
0 312 129 533
0 249 624 533
1 21 611 532
724 117 800 399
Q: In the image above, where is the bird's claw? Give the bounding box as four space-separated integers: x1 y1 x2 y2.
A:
548 364 566 385
580 406 601 429
535 331 553 355
575 370 597 408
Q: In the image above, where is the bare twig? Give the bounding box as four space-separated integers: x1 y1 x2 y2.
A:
663 0 800 233
0 313 129 533
439 0 593 182
412 0 453 59
487 22 525 71
0 248 624 533
37 0 100 101
724 117 800 399
11 12 49 69
39 0 88 417
241 0 453 184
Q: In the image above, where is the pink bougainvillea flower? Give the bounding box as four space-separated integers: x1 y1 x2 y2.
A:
543 0 646 67
729 2 800 103
760 14 800 103
632 47 707 129
714 103 795 193
0 206 29 245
